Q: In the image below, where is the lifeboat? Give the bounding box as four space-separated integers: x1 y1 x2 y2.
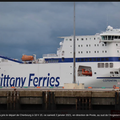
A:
21 55 34 61
82 69 92 76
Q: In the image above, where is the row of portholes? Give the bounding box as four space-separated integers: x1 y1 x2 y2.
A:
78 51 107 54
66 37 100 41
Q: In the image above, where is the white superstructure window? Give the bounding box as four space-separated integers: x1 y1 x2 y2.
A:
105 63 108 68
101 63 104 68
98 63 100 68
81 38 84 40
110 63 113 68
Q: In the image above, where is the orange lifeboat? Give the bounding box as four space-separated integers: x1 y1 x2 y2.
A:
82 69 92 76
21 55 34 61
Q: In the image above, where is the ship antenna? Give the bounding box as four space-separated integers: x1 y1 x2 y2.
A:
73 2 76 84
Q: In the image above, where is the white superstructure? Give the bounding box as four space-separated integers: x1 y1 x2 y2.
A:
1 26 120 88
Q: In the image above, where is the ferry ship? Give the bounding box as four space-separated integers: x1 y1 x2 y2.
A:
0 25 120 88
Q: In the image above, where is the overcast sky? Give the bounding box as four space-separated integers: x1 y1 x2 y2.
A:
0 2 120 61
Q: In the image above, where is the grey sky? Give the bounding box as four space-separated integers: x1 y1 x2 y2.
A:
0 2 120 61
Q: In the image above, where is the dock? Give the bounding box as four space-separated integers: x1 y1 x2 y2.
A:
0 88 120 110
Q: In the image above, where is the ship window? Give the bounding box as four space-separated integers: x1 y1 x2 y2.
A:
78 45 80 47
116 44 118 46
110 71 113 74
81 58 84 61
101 63 104 68
105 63 108 68
89 44 91 47
110 63 113 68
77 38 79 41
93 58 96 61
66 39 68 41
85 58 88 61
86 45 88 47
86 38 87 40
89 51 91 53
101 58 104 61
89 58 92 61
70 39 72 41
94 38 96 40
97 58 100 61
62 57 64 61
78 51 80 53
105 51 107 53
94 44 96 46
97 51 99 53
102 36 104 40
105 58 109 61
98 63 100 68
97 44 99 46
104 36 107 40
81 45 83 47
117 50 119 53
77 58 80 61
102 51 104 53
81 38 84 40
81 51 83 53
94 51 96 53
102 44 104 46
111 36 114 40
86 51 88 53
108 36 111 40
115 71 119 74
115 36 118 39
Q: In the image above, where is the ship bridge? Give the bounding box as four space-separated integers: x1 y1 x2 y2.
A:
100 26 120 43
